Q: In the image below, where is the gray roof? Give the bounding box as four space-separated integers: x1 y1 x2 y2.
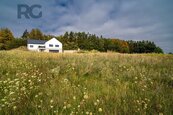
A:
27 39 47 44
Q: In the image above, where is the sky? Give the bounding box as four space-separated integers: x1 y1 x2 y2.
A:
0 0 173 53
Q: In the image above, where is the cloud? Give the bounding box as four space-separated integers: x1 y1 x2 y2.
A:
0 0 173 53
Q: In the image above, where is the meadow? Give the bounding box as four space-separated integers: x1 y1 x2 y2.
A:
0 50 173 115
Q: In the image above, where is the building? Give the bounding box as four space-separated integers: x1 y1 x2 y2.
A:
27 38 63 53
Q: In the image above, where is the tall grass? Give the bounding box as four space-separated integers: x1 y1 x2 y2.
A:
0 50 173 114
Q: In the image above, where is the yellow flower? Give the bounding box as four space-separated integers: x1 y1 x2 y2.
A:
63 106 67 109
97 99 100 103
13 106 17 110
50 99 54 103
67 104 71 108
98 108 102 112
50 105 53 108
159 113 163 115
73 96 76 100
94 102 97 106
84 94 89 99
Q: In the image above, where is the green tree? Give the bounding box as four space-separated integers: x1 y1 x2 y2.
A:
5 38 27 50
29 28 44 40
22 29 29 39
154 47 163 53
0 28 14 50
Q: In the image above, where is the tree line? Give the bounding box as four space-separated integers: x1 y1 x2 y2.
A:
0 28 163 53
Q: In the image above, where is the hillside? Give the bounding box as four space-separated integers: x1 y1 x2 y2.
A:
0 51 173 114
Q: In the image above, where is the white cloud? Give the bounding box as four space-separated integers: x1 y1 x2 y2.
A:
0 0 173 52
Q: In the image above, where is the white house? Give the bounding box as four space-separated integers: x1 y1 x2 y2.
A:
27 38 63 53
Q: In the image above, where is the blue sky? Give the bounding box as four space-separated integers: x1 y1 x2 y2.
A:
0 0 173 53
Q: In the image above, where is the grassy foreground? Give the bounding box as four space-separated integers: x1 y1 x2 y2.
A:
0 50 173 115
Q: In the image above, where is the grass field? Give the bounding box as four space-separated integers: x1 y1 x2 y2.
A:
0 50 173 114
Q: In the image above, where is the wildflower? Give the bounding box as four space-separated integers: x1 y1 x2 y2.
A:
159 113 163 115
1 105 5 107
97 99 100 103
98 108 102 112
50 105 54 108
40 100 43 103
64 101 67 105
35 95 38 98
21 87 26 91
78 105 80 108
38 79 41 82
84 94 89 99
63 106 67 109
70 111 74 115
94 102 97 106
9 92 15 95
67 104 71 108
89 112 93 115
50 99 54 103
86 112 89 114
73 96 76 100
38 105 41 108
13 106 17 110
38 92 43 95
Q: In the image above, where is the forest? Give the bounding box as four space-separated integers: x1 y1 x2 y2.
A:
0 28 163 53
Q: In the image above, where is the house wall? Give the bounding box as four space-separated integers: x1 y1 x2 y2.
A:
45 38 63 53
27 44 45 51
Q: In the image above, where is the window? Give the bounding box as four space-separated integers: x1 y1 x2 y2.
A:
49 50 59 53
49 44 53 47
55 45 59 47
30 45 33 48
